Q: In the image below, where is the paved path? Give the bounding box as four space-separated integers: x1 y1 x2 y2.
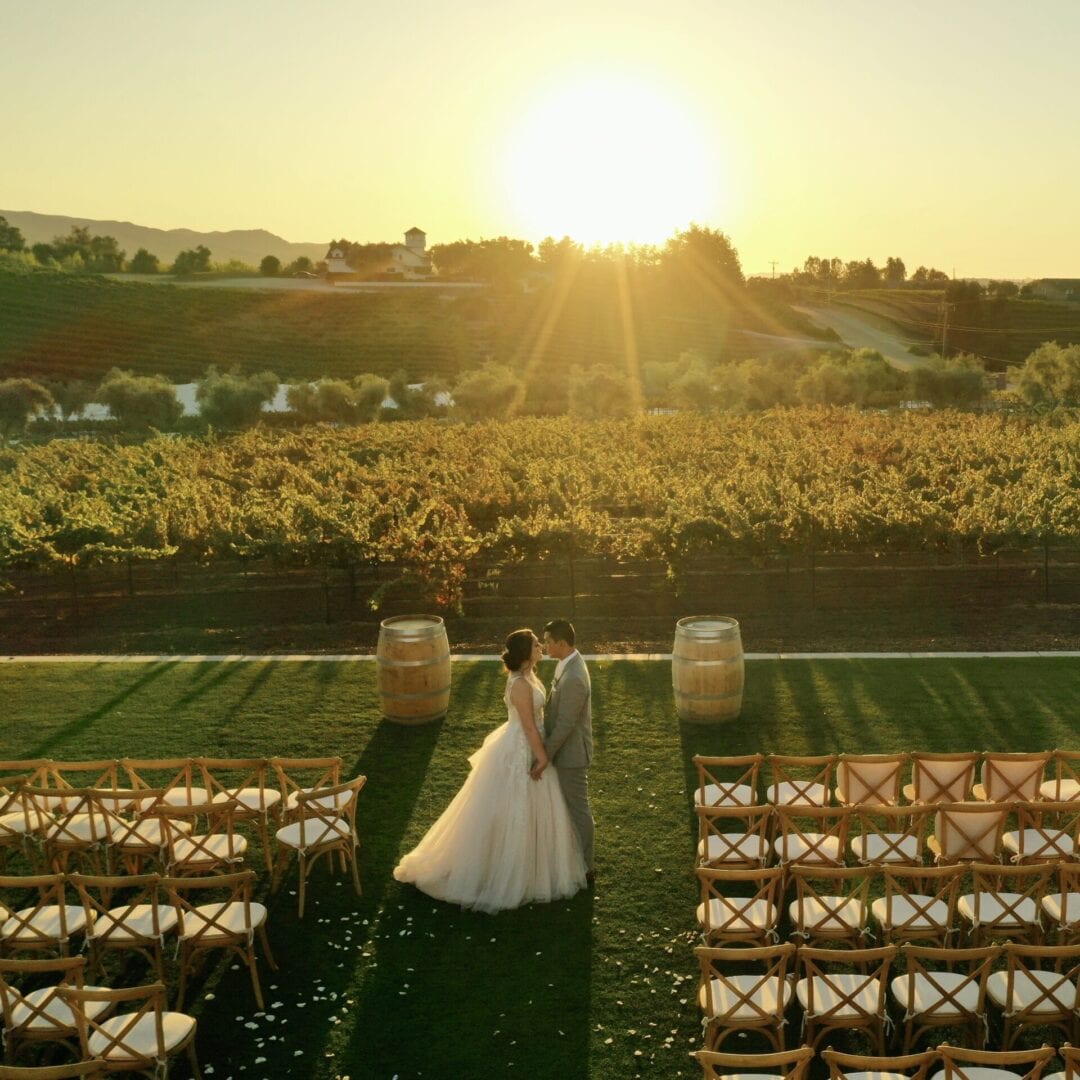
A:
3 652 1078 663
794 304 922 369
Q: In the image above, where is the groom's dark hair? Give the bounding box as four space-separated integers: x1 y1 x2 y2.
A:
543 619 575 647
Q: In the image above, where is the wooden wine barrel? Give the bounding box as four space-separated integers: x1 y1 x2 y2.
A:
672 616 744 724
376 615 451 725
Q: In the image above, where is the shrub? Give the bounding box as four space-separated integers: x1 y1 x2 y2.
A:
95 369 183 430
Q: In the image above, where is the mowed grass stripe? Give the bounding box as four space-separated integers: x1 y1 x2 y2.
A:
1 658 1078 1078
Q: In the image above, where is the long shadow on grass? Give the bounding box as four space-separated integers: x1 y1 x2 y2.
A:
28 661 179 757
190 671 450 1078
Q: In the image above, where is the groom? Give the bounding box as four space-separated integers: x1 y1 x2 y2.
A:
536 618 594 883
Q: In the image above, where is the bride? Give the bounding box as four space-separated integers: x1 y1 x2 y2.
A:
393 628 587 913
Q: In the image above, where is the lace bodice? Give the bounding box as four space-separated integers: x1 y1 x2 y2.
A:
505 672 545 729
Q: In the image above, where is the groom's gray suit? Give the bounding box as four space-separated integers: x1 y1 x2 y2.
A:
544 651 594 873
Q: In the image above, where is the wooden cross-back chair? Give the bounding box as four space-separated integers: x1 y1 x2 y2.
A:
153 798 247 875
197 757 281 871
787 864 872 947
931 1043 1055 1080
693 754 763 808
1003 801 1080 864
927 802 1008 865
694 942 797 1052
0 874 87 957
890 943 1000 1052
835 753 908 806
271 774 366 917
162 870 276 1012
1042 862 1080 943
0 955 109 1066
61 982 200 1079
38 763 122 815
973 752 1050 804
1042 751 1080 803
1043 1043 1080 1080
0 775 43 873
696 804 774 870
956 862 1052 946
270 757 343 819
121 758 207 809
691 1046 814 1080
794 944 897 1054
870 865 963 947
22 788 116 876
766 754 836 808
985 943 1080 1050
823 1049 939 1080
904 752 980 805
69 873 177 983
93 788 179 876
0 1062 105 1079
695 865 782 947
772 805 849 869
849 804 931 867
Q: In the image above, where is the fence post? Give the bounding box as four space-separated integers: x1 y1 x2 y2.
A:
1044 542 1050 603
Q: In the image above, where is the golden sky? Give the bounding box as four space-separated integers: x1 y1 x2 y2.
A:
3 1 1078 278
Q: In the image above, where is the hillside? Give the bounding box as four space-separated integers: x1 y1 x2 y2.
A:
0 269 816 386
1 209 326 267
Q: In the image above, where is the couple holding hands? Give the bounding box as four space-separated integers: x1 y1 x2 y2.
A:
394 619 594 914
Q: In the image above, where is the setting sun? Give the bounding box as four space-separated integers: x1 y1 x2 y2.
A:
502 74 719 246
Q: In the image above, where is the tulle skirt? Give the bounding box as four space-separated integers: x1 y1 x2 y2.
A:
393 720 587 914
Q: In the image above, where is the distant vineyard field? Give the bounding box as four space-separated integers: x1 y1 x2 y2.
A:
0 271 797 386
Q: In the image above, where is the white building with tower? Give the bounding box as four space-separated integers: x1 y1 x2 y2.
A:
325 227 433 282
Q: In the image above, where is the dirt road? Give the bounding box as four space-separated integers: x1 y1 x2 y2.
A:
795 304 924 369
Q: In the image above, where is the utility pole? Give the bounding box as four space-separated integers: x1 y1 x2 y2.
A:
769 260 778 279
940 298 950 358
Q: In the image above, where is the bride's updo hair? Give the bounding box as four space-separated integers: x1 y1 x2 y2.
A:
502 628 536 673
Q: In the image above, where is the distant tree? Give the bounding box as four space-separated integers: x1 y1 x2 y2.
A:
285 375 388 424
172 245 212 275
353 374 390 421
1016 342 1080 408
910 265 950 285
884 257 907 287
945 279 984 302
51 226 125 272
988 279 1020 299
910 353 989 408
195 366 278 428
797 348 906 407
713 361 750 411
568 364 638 419
128 248 160 274
284 256 314 275
259 254 281 276
31 242 56 265
670 357 718 412
95 369 182 430
0 379 54 442
844 258 882 290
661 224 744 310
430 238 536 287
451 364 518 420
44 379 93 421
0 216 25 252
537 235 584 271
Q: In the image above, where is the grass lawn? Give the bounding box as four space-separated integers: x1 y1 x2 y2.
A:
2 657 1079 1079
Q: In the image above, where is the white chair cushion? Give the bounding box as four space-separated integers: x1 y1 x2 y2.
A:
0 811 38 836
1041 891 1080 927
46 812 115 843
698 974 792 1020
890 972 981 1016
285 788 348 812
1041 779 1080 801
179 900 268 941
161 787 210 807
768 782 827 806
276 818 350 851
3 905 87 941
88 1011 196 1059
697 898 773 933
870 895 949 932
773 834 842 863
796 974 882 1019
116 818 191 848
957 892 1039 929
171 834 247 865
1002 829 1075 859
11 986 111 1029
930 1068 1024 1080
695 783 755 808
986 969 1078 1014
842 1073 910 1080
698 834 768 865
788 895 864 933
850 833 920 864
212 787 282 812
92 904 179 942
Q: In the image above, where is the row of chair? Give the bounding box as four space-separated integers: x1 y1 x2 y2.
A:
692 1043 1072 1080
0 962 201 1078
694 752 1080 811
696 800 1080 869
697 862 1080 950
696 940 1080 1056
0 871 273 1011
0 767 366 918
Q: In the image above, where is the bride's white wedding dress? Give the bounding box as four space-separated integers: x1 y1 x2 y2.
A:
393 671 587 914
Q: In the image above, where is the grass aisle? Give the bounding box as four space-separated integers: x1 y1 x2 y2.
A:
2 657 1079 1079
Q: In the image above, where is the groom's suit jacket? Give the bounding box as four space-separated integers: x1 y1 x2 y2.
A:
544 652 592 768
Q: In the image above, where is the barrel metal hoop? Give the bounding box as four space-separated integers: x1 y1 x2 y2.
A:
376 653 451 668
672 657 744 666
674 690 745 702
380 686 452 702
